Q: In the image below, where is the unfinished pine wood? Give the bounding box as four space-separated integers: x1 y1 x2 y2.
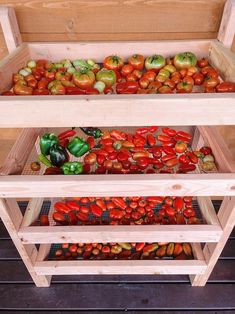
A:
190 197 235 286
198 126 235 172
197 197 221 225
0 198 51 287
37 244 51 262
21 198 44 227
18 224 222 244
0 174 235 198
34 259 207 276
209 41 235 82
0 7 21 53
0 128 43 175
218 0 235 48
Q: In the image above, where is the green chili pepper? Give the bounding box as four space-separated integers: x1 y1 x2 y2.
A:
38 153 52 167
49 144 69 167
40 133 59 156
61 161 83 174
80 127 103 139
67 137 90 157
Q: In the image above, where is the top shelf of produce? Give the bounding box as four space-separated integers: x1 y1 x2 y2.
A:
0 3 234 127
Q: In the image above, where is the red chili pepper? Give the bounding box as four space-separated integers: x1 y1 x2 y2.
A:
95 149 109 157
133 135 146 147
96 199 106 211
54 202 71 214
178 164 196 173
68 212 78 225
165 207 175 216
110 130 126 141
108 151 118 160
66 201 80 211
162 140 176 148
174 134 191 143
136 157 149 168
33 89 50 95
112 197 127 210
87 136 95 149
146 196 163 204
100 138 114 146
162 128 177 137
58 129 76 140
53 212 67 225
85 87 99 95
173 197 184 212
165 157 179 167
147 134 156 147
90 204 103 217
110 209 124 220
116 81 139 94
149 126 158 133
161 154 176 162
132 151 149 160
136 127 148 135
163 146 176 155
176 131 192 141
185 152 198 164
59 138 69 148
117 152 129 162
157 134 171 142
66 86 85 95
76 212 89 221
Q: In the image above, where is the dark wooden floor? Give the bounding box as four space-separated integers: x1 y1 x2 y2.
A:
0 203 235 313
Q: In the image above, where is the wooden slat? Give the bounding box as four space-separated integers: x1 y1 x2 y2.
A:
4 0 225 34
0 7 22 53
21 198 43 227
0 174 235 198
35 260 206 276
20 225 222 244
218 0 235 48
1 93 235 127
197 197 221 225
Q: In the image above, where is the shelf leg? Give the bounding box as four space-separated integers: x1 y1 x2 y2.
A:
0 198 51 287
190 196 235 286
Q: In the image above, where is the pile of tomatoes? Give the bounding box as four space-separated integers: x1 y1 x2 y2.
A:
2 52 235 96
53 242 193 261
40 196 200 227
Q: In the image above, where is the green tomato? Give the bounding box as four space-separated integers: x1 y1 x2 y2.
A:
159 69 170 78
96 68 116 87
174 52 197 69
145 55 166 71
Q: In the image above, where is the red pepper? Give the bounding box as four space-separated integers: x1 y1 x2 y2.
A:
179 154 190 164
100 138 114 146
108 151 118 160
165 207 175 216
110 209 124 220
162 140 176 148
38 77 49 89
178 164 196 173
176 131 192 141
90 204 103 217
162 128 177 137
77 212 89 221
147 134 156 146
186 151 198 164
59 138 69 148
157 134 171 142
53 212 67 225
133 135 146 147
174 134 191 143
161 154 176 162
183 208 196 218
173 197 184 212
112 197 127 210
66 201 80 211
132 151 149 160
149 126 158 133
68 212 78 225
200 146 212 156
146 196 163 204
96 199 106 211
136 127 148 135
1 91 15 96
97 154 106 165
117 152 129 161
116 81 139 94
136 157 149 168
40 214 49 226
87 136 95 149
54 202 71 214
85 87 99 95
163 146 176 155
33 89 50 95
65 86 85 95
58 129 76 140
110 130 126 141
96 149 109 157
44 167 62 175
83 164 91 174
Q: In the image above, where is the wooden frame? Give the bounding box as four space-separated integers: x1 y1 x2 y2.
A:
0 1 234 287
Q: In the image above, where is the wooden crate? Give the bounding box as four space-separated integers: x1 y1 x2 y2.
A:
0 1 234 287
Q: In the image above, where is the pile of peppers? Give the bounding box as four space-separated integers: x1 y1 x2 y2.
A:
37 126 216 175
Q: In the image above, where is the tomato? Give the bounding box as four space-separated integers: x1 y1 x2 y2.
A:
116 81 139 94
163 146 175 155
203 77 220 88
179 154 190 164
201 66 218 79
176 82 193 93
197 58 208 68
85 87 100 95
126 73 137 82
132 69 143 79
40 214 49 226
73 70 95 89
148 81 162 92
183 75 194 85
165 157 179 167
174 52 197 69
158 86 173 94
55 71 71 81
121 64 134 76
143 70 156 82
175 141 187 153
145 55 166 71
193 72 204 85
128 54 145 70
187 66 198 76
103 55 124 71
199 146 212 156
139 77 149 89
53 212 67 225
84 152 97 165
147 134 156 146
216 82 235 93
183 208 196 218
96 68 116 87
31 161 41 171
164 79 175 89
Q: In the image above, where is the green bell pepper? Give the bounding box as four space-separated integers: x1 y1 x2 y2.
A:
67 137 89 157
61 161 83 174
40 133 58 156
49 144 69 167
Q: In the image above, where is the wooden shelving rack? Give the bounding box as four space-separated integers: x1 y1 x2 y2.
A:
0 1 235 287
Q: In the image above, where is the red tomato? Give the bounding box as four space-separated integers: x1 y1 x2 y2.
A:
73 70 95 89
128 54 145 70
121 64 134 77
175 141 187 153
197 58 209 68
103 55 124 71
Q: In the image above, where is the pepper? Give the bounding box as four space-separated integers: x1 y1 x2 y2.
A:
61 161 83 174
38 153 52 167
40 133 59 156
58 128 76 140
80 127 102 138
49 144 69 167
67 137 90 157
